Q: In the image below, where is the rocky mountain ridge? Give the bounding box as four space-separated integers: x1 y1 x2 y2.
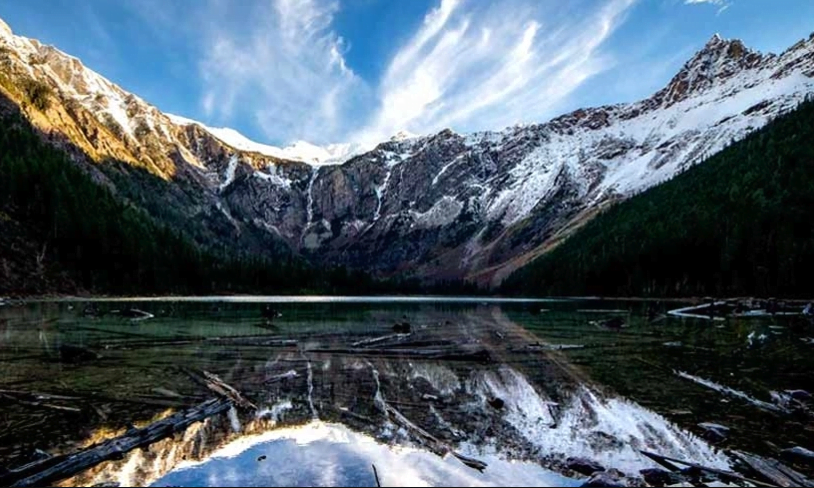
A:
1 17 812 286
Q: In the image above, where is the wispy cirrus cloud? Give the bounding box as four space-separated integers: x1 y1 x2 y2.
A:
684 0 732 15
196 0 639 145
199 0 365 144
355 0 637 144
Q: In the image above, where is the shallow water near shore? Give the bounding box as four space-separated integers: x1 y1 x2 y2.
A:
1 297 813 486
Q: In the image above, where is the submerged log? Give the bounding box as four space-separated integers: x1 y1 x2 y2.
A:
182 369 257 411
112 309 154 321
639 450 775 487
0 393 82 414
1 397 232 487
352 333 412 348
733 450 814 488
381 402 487 472
306 346 491 363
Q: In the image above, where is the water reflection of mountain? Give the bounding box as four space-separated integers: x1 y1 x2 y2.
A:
10 304 728 487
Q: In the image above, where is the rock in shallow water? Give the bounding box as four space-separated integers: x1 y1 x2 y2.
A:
698 422 730 442
639 468 684 487
565 457 605 476
580 471 626 487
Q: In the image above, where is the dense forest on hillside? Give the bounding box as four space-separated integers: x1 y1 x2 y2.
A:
504 98 814 298
0 111 476 296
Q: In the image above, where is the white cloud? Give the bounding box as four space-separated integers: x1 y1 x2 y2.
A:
199 0 364 145
196 0 638 146
684 0 732 15
353 0 638 144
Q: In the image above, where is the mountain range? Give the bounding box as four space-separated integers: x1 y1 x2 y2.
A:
1 15 813 290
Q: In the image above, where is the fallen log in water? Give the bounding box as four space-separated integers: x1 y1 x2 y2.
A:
674 370 789 414
1 397 232 487
351 333 412 348
0 393 82 413
181 369 258 411
202 371 257 411
307 346 491 363
381 402 487 472
732 450 814 488
640 450 775 487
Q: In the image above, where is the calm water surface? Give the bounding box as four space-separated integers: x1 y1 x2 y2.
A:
1 297 812 486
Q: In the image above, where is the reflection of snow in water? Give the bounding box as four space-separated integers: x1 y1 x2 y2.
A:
227 406 241 433
410 363 462 396
477 367 556 428
257 400 294 426
151 422 580 488
474 366 730 473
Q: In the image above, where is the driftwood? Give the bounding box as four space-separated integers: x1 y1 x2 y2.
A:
732 450 814 488
382 402 487 472
1 397 232 487
1 387 197 410
182 369 257 411
307 347 491 363
201 371 257 411
640 451 774 487
112 309 154 321
372 464 381 487
0 393 82 413
351 333 412 348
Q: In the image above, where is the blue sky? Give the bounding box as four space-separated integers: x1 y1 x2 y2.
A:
1 0 812 146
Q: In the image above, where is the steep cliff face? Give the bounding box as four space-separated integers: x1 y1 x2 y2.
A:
2 18 813 286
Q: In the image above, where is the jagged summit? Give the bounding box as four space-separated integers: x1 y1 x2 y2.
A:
656 34 765 107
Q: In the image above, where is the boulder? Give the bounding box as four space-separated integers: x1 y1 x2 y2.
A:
488 397 505 410
393 322 411 333
581 471 626 487
58 344 101 363
639 468 684 487
600 317 625 330
566 457 605 476
698 422 730 442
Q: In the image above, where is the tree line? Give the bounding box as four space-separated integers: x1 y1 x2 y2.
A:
0 111 479 296
503 98 814 298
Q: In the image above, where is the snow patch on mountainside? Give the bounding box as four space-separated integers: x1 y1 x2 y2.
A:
167 114 365 166
219 154 239 192
412 196 464 229
253 164 293 189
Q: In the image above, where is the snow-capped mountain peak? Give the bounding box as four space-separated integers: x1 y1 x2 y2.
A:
167 114 362 166
657 34 765 108
1 15 812 287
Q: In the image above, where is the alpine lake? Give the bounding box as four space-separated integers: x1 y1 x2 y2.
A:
1 297 813 487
